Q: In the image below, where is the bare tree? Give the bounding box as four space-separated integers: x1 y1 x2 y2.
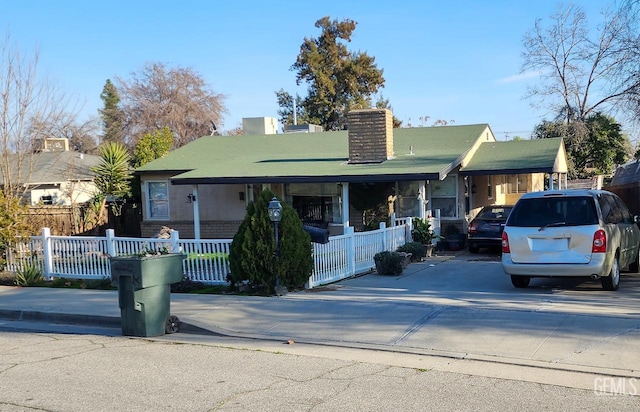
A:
0 34 71 199
30 112 100 155
117 62 227 148
522 2 640 125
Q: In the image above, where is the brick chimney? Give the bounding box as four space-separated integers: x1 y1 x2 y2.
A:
347 109 393 163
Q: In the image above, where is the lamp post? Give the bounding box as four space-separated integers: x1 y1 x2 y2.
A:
267 196 283 290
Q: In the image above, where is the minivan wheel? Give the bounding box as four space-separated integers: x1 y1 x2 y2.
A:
601 255 620 291
511 275 530 288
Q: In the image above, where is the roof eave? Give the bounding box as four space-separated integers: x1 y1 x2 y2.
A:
460 167 556 176
170 172 442 185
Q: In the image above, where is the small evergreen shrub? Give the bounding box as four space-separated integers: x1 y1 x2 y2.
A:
374 251 405 276
397 242 426 262
229 190 314 293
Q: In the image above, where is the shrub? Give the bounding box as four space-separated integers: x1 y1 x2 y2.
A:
170 277 208 293
229 189 314 293
397 242 426 262
374 251 405 276
14 262 44 287
50 277 114 290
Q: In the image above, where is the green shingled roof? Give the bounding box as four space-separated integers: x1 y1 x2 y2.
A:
137 124 494 184
460 138 566 175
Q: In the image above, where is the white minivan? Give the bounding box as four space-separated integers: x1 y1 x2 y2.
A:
501 190 640 290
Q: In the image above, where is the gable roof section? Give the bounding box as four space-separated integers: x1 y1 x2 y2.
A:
459 138 567 176
610 159 640 187
0 151 101 186
137 124 493 184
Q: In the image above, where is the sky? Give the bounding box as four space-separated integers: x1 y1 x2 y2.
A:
1 0 611 141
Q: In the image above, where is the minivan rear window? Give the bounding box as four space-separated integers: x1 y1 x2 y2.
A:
507 196 598 227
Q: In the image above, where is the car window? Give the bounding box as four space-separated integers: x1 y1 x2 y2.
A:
508 196 597 227
478 207 512 219
605 195 623 224
598 195 612 223
612 195 633 224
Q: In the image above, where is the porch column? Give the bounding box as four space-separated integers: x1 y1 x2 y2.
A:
341 182 350 228
192 184 201 239
468 176 474 211
418 181 426 219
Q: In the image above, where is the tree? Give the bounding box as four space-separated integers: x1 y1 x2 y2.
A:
375 95 402 128
0 34 70 200
117 63 227 148
29 112 99 155
533 113 632 178
132 127 173 168
277 17 386 131
0 190 31 266
99 79 125 145
91 142 133 218
521 2 640 125
229 190 313 293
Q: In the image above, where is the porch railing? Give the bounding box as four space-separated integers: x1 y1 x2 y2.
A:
5 220 422 289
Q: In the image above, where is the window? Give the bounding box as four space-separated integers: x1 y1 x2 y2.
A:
430 175 457 218
487 178 493 199
509 196 598 227
286 183 342 223
396 181 420 218
147 181 169 219
506 174 527 194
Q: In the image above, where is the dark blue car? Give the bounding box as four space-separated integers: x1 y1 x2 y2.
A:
467 205 513 253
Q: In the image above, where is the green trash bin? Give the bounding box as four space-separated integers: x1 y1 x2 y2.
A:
110 253 186 337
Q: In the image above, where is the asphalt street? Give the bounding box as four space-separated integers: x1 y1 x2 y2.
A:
1 330 638 411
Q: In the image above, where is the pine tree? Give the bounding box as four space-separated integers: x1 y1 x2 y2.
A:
99 79 125 144
229 190 313 293
277 16 386 131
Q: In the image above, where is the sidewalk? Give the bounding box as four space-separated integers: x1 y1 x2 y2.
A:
2 252 640 389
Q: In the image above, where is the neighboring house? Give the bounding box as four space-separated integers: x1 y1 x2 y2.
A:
607 159 640 216
0 138 101 206
135 109 568 239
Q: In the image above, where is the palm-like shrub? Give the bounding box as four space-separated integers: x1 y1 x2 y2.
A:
229 190 313 293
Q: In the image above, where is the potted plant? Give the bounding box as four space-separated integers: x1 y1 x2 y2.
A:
444 224 466 251
396 242 426 262
411 218 440 257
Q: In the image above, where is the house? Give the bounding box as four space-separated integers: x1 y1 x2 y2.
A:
607 159 640 216
0 138 101 206
135 109 568 239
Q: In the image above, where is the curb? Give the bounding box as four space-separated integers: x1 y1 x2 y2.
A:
0 309 121 328
0 309 222 337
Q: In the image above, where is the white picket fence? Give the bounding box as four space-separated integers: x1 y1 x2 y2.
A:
5 220 426 289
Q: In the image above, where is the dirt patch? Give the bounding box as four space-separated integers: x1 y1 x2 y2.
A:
304 286 340 292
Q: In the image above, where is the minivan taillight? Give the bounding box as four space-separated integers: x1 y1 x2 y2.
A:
592 229 607 253
501 231 510 253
